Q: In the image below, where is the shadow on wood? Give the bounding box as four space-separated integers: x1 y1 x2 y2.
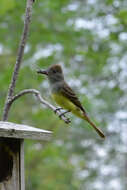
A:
0 139 12 182
0 138 21 182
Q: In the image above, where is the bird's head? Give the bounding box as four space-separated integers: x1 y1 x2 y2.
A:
37 64 64 83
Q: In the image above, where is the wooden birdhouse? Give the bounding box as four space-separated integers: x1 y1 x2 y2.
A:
0 121 52 190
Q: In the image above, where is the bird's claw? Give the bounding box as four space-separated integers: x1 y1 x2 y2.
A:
59 110 70 118
59 110 71 123
54 107 63 114
59 111 71 124
65 118 71 124
54 108 71 123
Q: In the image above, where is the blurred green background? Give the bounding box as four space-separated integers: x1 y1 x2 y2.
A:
0 0 127 189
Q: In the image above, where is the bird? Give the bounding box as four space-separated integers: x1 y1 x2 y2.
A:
37 64 105 138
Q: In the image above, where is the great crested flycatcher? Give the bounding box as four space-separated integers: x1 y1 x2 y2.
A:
37 64 105 138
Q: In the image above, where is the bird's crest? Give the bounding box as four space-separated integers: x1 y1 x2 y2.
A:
49 64 63 73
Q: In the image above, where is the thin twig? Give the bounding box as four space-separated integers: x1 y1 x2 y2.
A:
9 89 71 124
2 0 34 121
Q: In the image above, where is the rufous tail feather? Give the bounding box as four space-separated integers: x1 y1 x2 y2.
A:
83 113 105 138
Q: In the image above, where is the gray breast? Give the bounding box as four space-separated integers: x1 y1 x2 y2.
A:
50 81 63 93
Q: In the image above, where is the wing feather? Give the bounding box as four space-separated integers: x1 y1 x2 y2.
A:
60 82 86 113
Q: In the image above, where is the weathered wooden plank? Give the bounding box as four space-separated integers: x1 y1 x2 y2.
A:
0 121 52 141
0 139 25 190
20 140 25 190
0 139 20 190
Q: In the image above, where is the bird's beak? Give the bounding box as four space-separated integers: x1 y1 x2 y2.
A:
37 69 48 75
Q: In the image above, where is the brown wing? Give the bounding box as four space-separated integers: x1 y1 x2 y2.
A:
60 82 87 113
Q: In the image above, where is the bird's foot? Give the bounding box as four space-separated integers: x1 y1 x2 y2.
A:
54 108 71 124
59 110 71 124
54 107 63 114
59 110 70 119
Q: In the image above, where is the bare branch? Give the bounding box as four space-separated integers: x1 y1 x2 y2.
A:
9 89 71 124
3 0 34 121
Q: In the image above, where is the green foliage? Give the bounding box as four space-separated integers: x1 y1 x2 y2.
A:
0 0 127 189
0 0 15 15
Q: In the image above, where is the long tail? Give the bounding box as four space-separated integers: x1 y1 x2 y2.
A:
83 113 105 138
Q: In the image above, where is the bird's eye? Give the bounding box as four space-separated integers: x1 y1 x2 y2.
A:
52 70 56 73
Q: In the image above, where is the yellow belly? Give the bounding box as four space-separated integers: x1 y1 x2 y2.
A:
52 93 83 118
